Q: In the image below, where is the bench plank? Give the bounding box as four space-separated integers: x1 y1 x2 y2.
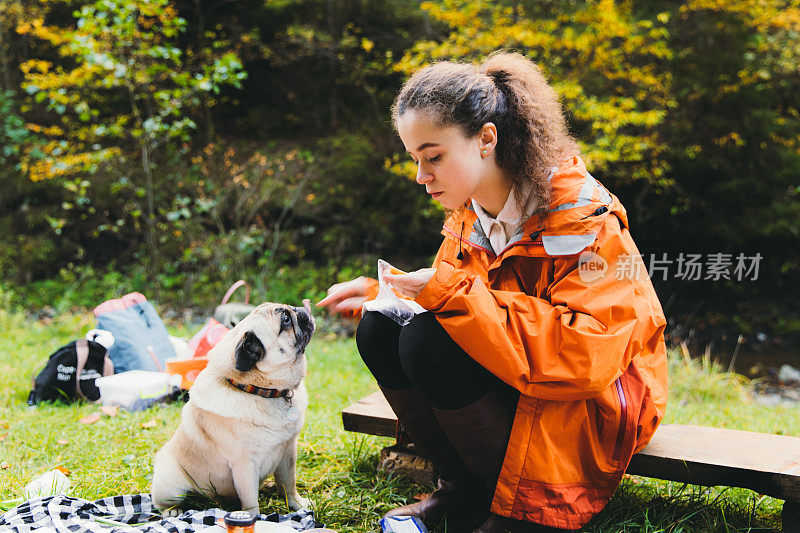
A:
341 391 397 438
629 425 800 502
342 391 800 503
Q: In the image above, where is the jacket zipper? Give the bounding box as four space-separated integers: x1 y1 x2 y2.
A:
443 226 495 256
612 377 628 463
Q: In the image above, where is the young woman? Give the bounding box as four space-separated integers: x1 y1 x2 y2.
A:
317 52 668 532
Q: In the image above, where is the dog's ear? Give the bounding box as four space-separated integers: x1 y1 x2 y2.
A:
234 331 266 372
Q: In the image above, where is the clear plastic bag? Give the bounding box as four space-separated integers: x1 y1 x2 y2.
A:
362 259 427 326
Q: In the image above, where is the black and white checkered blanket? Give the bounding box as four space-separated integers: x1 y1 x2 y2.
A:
0 493 318 532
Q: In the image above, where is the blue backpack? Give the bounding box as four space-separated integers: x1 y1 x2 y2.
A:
93 293 177 373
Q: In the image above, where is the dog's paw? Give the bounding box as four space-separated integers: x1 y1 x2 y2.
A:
287 494 311 511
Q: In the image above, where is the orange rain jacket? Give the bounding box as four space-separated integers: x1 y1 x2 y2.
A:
367 156 668 530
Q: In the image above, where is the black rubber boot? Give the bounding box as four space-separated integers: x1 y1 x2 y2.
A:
432 392 561 532
379 386 488 528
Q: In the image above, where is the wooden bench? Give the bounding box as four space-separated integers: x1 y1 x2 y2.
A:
343 391 800 530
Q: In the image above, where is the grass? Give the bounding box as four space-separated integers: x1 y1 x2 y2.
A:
1 308 798 531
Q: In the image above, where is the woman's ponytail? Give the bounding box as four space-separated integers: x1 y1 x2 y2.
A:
482 52 578 216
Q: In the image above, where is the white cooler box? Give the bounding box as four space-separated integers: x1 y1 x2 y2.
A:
95 370 180 411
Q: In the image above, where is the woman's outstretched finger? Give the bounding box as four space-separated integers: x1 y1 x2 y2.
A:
317 278 367 309
333 296 367 314
316 292 342 309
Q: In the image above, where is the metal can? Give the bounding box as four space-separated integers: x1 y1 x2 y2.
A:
224 511 256 533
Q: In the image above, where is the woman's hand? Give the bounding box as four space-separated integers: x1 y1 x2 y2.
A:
316 276 370 316
382 268 436 300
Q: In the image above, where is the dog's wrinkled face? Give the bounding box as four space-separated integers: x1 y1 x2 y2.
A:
231 301 315 378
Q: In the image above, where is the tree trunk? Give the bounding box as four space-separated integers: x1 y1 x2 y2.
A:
141 140 160 296
194 0 215 143
327 0 338 130
0 24 11 92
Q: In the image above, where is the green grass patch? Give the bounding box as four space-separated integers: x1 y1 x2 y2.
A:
1 308 797 531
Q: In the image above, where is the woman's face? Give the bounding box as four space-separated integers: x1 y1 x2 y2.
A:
397 110 489 211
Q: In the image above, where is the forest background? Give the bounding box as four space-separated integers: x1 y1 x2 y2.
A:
1 0 799 349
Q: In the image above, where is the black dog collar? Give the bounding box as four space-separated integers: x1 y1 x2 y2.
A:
225 378 294 400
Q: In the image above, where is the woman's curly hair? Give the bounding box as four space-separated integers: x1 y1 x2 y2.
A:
392 51 578 218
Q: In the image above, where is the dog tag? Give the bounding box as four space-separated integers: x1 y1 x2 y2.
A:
286 403 300 421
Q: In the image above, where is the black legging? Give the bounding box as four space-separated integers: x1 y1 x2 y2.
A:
356 310 519 411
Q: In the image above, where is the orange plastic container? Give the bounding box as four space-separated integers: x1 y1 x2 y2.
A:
165 357 209 389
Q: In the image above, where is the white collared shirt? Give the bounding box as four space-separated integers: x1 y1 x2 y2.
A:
472 182 535 255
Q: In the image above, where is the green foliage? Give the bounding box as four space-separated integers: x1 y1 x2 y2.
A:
0 265 140 311
18 0 246 181
0 91 33 167
652 0 800 246
0 254 379 312
397 0 675 185
0 0 798 331
0 234 59 287
586 480 780 532
0 0 45 94
16 0 248 283
227 0 427 135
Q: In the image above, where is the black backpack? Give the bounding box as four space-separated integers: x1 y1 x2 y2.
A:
27 339 114 405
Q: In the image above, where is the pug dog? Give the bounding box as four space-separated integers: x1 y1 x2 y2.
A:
151 300 315 515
